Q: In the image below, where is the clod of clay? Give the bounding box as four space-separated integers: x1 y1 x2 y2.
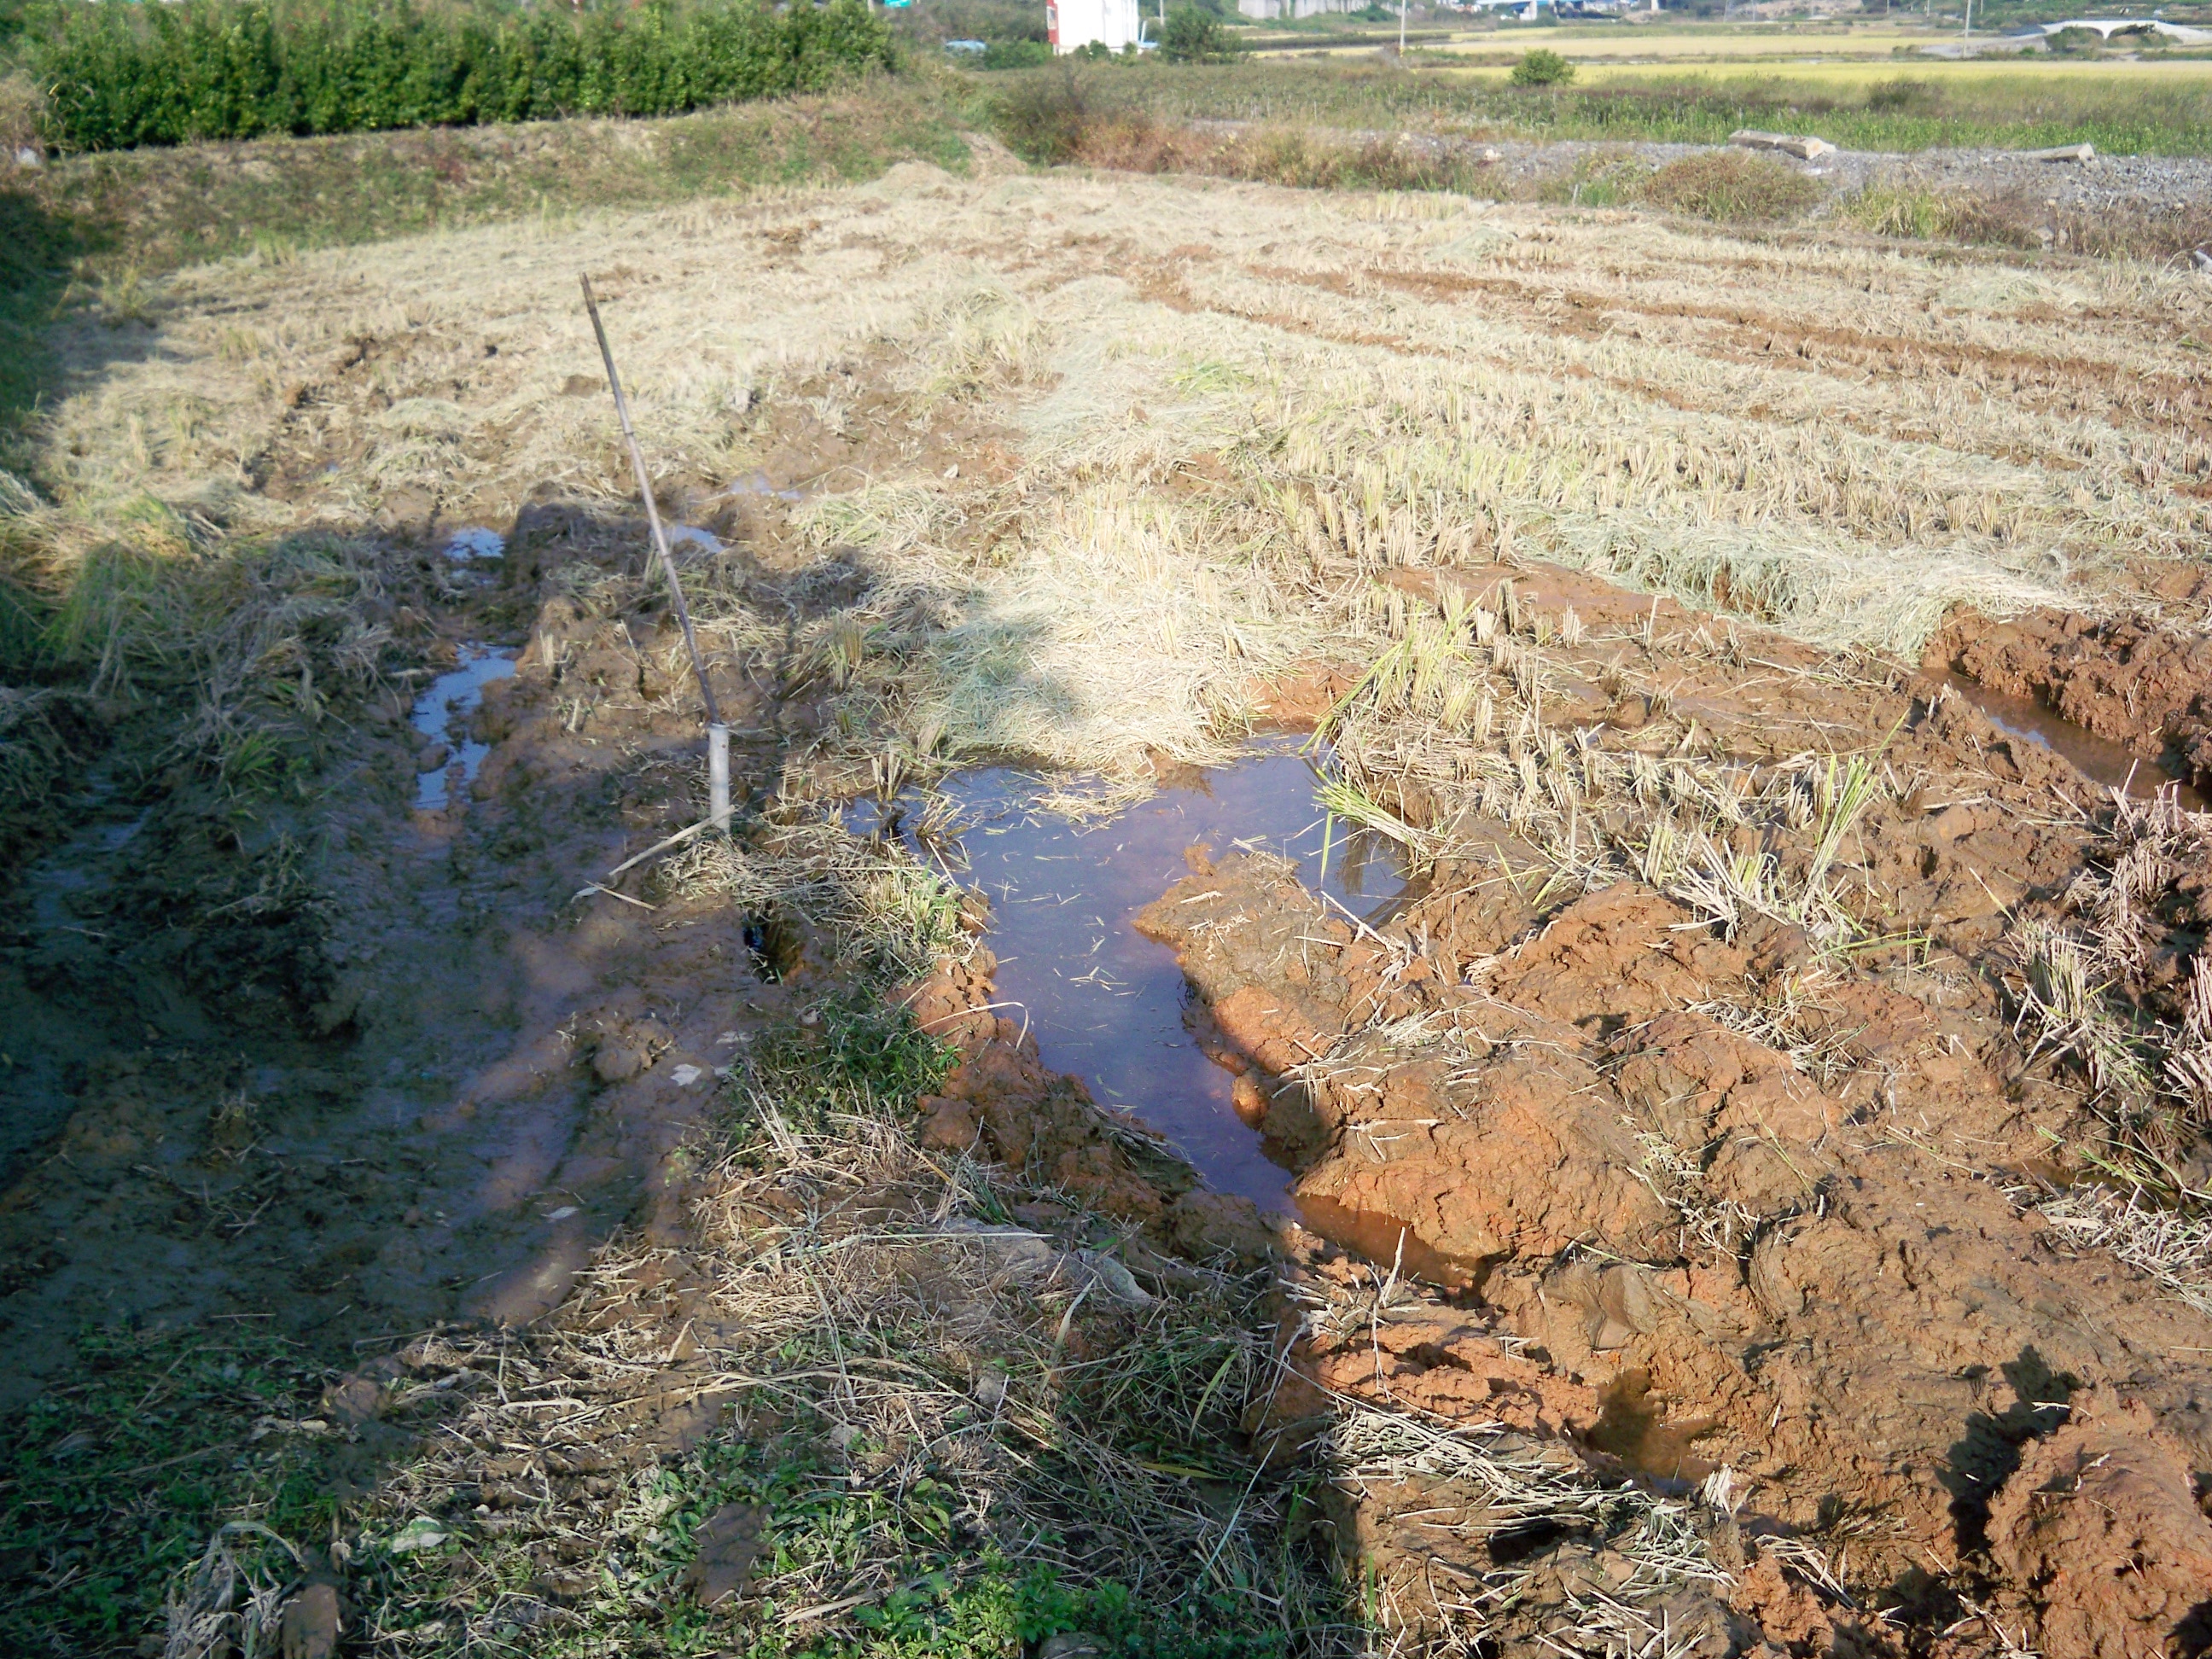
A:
681 1503 766 1606
1988 1395 2212 1659
278 1582 341 1659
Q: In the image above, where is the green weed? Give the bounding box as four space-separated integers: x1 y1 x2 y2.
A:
0 1324 335 1656
368 1424 1302 1657
739 984 956 1134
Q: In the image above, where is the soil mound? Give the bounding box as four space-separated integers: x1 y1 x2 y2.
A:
1141 576 2212 1653
1934 597 2212 789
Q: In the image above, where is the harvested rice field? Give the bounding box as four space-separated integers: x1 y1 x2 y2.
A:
7 144 2212 1659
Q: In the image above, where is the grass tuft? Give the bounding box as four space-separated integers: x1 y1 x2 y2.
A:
1639 150 1820 224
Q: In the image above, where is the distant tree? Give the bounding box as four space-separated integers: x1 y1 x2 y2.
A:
1509 47 1575 85
1160 6 1235 61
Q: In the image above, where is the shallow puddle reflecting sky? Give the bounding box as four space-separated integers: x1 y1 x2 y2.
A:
859 739 1405 1210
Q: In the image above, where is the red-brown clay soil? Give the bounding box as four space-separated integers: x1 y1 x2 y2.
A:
1930 580 2212 790
1134 562 2212 1657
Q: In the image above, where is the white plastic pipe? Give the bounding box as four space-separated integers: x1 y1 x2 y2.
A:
708 723 731 833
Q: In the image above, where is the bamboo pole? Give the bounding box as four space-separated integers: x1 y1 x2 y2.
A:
579 272 731 831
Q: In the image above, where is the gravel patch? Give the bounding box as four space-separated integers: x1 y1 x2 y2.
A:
1188 117 2212 235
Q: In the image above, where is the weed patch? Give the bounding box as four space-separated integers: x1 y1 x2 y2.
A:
741 985 957 1135
0 1324 335 1656
1844 177 2212 259
992 65 1094 165
1638 148 1819 223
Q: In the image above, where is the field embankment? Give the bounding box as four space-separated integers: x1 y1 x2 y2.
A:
1064 53 2212 159
2 114 2211 1659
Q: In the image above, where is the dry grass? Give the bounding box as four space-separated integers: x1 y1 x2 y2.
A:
667 816 968 981
2009 785 2212 1162
1304 573 1899 951
13 161 2209 810
325 1104 1332 1654
2037 1180 2212 1318
0 73 42 159
1993 783 2212 1322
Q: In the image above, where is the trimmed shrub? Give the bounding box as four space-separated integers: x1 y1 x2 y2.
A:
1509 48 1574 88
35 0 897 152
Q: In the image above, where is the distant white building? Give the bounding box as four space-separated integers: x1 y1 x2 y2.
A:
1050 0 1146 51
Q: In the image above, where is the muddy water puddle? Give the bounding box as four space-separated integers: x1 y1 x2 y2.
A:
1585 1368 1719 1490
443 527 504 562
721 470 806 504
1941 671 2205 808
412 646 517 811
857 741 1405 1209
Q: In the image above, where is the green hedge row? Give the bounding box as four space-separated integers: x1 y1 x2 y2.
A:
38 0 896 151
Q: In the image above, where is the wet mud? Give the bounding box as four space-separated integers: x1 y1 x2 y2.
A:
1125 560 2212 1656
410 645 516 810
1931 579 2212 795
0 497 849 1411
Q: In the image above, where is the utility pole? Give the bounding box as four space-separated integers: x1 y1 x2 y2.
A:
1400 0 1407 55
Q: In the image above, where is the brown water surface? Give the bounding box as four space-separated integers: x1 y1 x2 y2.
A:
856 740 1406 1209
1941 671 2206 809
1584 1367 1719 1490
